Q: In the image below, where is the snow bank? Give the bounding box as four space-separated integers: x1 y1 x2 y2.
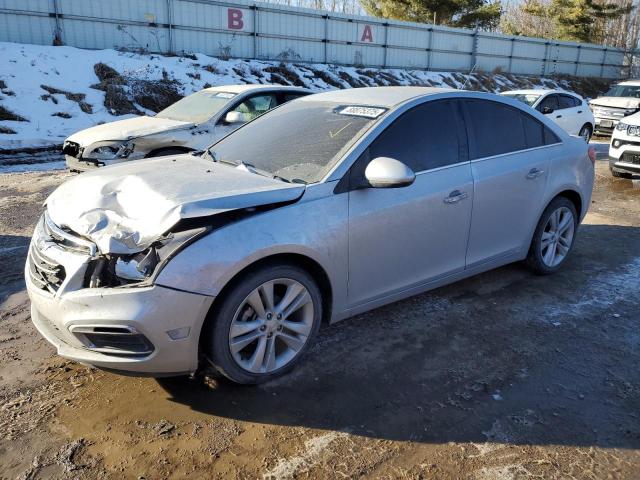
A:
0 41 610 153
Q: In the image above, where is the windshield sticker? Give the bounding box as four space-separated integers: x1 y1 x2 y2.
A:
337 105 387 119
213 92 236 99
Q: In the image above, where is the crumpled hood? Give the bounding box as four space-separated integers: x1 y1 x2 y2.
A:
66 116 194 146
46 155 305 254
590 97 640 109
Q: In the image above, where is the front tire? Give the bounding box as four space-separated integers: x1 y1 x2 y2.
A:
146 147 190 158
611 168 634 179
206 264 322 384
526 197 578 275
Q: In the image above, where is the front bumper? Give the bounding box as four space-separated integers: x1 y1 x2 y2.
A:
608 155 640 176
594 117 618 135
27 278 213 375
65 155 133 172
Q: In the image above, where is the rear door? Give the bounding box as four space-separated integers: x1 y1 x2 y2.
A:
537 94 570 131
347 99 473 307
557 94 582 134
462 99 559 267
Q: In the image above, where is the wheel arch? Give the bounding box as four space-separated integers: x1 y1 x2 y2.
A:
555 189 583 219
580 122 593 135
145 146 193 158
527 188 584 255
198 252 334 360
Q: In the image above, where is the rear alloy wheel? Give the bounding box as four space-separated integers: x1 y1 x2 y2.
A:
526 197 578 274
578 124 592 142
207 265 322 384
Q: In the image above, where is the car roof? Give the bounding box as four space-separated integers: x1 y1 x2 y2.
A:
501 89 582 98
297 86 455 107
617 80 640 86
202 84 311 94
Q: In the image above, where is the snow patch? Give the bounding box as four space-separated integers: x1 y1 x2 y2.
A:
263 431 349 479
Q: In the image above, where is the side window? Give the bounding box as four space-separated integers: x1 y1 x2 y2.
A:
368 100 463 172
537 95 559 113
463 99 528 158
558 95 578 110
226 93 277 123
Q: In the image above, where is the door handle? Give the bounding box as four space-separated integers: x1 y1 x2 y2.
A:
444 190 468 204
578 110 583 113
556 115 562 118
526 168 545 179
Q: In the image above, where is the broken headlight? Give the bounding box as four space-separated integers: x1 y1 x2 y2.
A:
86 227 209 288
115 248 159 282
86 141 134 160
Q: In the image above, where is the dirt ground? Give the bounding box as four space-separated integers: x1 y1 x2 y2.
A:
1 154 639 479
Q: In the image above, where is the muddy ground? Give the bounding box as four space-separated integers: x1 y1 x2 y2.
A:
1 155 639 479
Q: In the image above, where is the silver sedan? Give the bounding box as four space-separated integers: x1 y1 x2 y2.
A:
26 87 595 384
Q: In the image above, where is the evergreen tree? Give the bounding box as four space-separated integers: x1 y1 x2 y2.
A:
502 0 632 43
361 0 502 29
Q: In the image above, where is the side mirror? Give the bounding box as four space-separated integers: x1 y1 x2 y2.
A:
542 106 554 114
224 111 248 124
365 157 415 188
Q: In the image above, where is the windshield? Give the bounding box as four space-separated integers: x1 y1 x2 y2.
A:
156 90 236 123
207 100 385 184
502 93 541 107
605 85 640 98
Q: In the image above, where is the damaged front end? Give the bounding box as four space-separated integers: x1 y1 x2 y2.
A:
84 226 207 289
27 210 208 294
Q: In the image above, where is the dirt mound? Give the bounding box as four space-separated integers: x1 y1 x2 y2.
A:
90 63 183 116
0 106 26 122
40 85 93 114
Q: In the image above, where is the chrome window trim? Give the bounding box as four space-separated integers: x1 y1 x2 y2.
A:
469 142 563 164
414 160 470 176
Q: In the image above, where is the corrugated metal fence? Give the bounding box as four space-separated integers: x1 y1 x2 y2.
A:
0 0 627 78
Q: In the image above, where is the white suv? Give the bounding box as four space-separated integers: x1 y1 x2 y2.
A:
590 80 640 136
609 114 640 178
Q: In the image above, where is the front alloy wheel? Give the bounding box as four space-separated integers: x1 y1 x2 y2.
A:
207 264 322 384
229 279 314 374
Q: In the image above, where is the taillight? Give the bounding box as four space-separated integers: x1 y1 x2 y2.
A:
588 146 596 165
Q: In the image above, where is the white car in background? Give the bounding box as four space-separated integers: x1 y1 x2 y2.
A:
501 89 594 141
63 84 311 172
609 113 640 178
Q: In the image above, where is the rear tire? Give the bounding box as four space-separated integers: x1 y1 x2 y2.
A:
206 264 322 385
526 197 578 275
578 124 592 142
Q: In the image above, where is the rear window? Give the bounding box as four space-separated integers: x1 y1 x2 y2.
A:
463 99 560 159
559 95 579 109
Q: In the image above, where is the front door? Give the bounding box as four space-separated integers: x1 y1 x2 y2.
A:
347 100 473 308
